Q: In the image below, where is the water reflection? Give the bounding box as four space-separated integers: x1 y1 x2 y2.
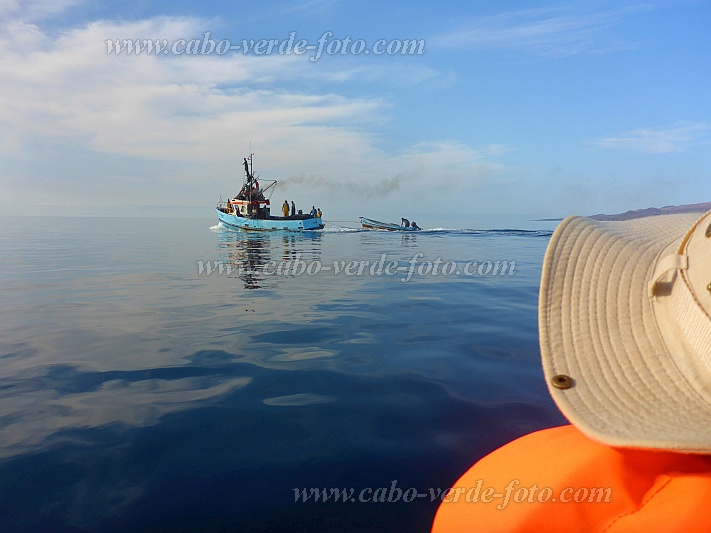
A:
0 363 253 460
280 230 323 263
0 218 564 532
216 229 323 290
217 230 270 289
400 233 418 247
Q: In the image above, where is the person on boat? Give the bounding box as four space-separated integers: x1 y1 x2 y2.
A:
310 206 317 217
401 218 410 228
317 208 322 218
282 200 289 217
243 157 250 179
431 209 711 533
291 201 296 217
410 221 419 230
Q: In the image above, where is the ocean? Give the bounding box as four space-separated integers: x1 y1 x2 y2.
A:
0 215 566 532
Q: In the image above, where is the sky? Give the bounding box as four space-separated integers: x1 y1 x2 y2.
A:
1 0 710 224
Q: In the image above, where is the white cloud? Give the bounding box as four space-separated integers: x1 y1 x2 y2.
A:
0 10 509 218
590 121 711 154
432 4 646 57
1 17 364 160
0 17 382 178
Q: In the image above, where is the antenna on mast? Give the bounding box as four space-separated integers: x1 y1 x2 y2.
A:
248 141 254 180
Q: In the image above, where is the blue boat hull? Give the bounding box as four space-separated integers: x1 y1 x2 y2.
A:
217 208 324 231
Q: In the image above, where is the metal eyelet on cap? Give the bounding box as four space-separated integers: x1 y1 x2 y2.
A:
551 374 575 389
702 222 711 292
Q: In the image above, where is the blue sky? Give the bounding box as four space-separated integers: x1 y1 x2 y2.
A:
1 0 710 224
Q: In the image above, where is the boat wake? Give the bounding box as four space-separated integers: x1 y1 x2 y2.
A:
320 224 362 233
209 222 552 238
425 228 553 237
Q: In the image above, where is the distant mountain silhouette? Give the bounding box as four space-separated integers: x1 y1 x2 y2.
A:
588 201 711 221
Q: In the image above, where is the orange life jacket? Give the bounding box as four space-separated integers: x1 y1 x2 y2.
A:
431 424 711 533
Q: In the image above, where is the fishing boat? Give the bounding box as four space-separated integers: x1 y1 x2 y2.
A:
216 154 324 231
359 216 421 231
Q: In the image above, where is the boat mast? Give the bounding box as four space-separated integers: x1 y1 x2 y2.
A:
246 152 255 214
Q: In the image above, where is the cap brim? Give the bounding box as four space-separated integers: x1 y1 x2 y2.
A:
539 213 711 452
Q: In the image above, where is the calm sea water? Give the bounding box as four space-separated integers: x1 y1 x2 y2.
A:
0 215 566 532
